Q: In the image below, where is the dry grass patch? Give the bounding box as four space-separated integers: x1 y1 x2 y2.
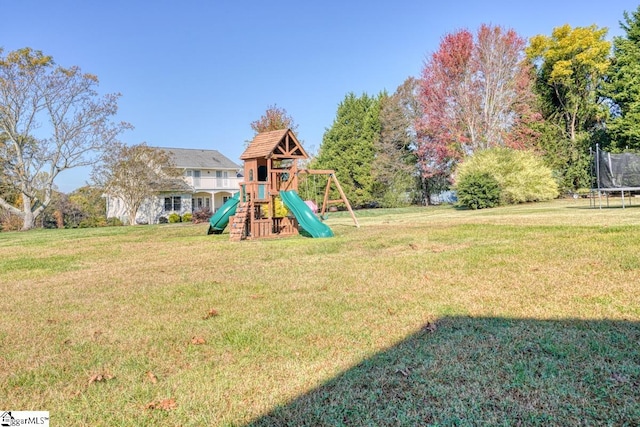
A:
0 199 639 425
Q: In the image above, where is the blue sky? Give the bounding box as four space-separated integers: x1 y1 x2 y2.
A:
3 0 639 192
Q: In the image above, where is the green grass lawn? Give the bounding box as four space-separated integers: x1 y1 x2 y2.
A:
1 198 639 426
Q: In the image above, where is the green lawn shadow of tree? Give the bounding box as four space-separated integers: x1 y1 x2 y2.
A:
246 316 640 426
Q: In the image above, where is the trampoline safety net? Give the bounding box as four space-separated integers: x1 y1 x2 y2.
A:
596 147 640 188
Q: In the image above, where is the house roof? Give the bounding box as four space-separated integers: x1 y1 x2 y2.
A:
240 129 308 160
159 147 241 170
162 178 194 193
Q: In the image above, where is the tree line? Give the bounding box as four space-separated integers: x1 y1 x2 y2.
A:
312 7 640 208
2 6 640 230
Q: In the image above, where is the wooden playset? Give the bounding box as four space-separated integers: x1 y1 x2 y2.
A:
227 128 358 241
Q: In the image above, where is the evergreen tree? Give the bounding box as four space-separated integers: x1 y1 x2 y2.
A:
603 6 640 151
312 93 381 208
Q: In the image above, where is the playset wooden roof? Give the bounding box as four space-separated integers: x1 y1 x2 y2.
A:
240 129 308 160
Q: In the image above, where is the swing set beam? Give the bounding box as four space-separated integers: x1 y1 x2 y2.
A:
297 169 359 228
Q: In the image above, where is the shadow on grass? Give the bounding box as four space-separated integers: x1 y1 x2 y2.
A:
246 316 640 426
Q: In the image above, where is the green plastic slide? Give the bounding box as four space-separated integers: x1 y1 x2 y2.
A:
207 192 240 234
279 190 334 238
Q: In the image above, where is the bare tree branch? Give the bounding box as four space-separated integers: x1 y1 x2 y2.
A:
0 48 131 230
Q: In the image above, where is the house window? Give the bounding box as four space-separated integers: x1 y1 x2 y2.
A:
191 197 210 211
185 170 201 185
164 196 181 212
216 170 229 187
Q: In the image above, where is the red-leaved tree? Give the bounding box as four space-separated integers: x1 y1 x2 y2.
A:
250 104 298 134
417 29 474 186
416 24 537 183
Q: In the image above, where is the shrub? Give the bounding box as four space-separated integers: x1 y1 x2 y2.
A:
182 212 192 222
158 216 168 224
168 213 181 223
455 171 501 210
78 216 108 228
192 208 212 223
0 211 23 231
106 217 124 226
455 148 559 207
274 197 289 217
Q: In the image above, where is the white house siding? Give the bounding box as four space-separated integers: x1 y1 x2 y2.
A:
105 195 127 222
183 173 240 193
105 147 242 224
191 191 238 213
213 191 235 211
184 169 240 212
106 193 192 224
184 173 236 189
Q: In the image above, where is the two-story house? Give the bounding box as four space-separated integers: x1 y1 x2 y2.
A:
106 147 241 224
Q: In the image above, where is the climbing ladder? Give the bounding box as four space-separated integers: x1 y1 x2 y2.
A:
229 202 249 241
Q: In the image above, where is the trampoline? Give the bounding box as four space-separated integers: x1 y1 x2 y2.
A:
592 144 640 208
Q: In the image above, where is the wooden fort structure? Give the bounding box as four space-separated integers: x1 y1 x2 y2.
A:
229 128 358 241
